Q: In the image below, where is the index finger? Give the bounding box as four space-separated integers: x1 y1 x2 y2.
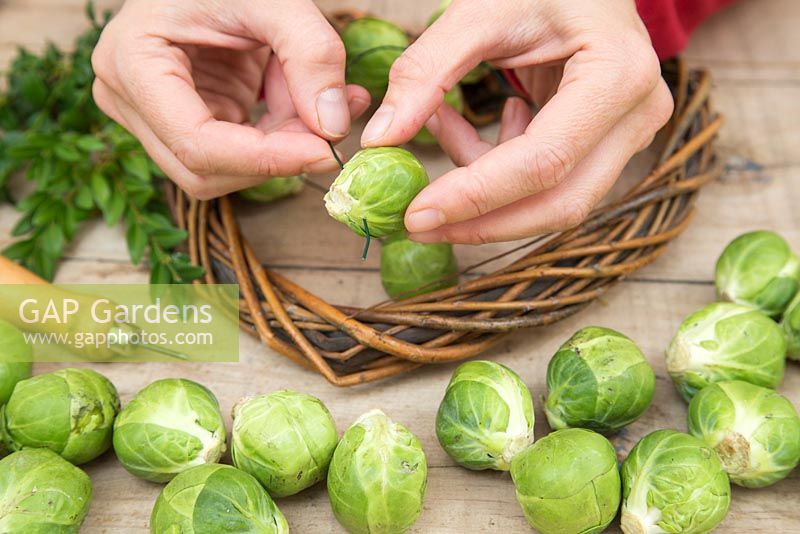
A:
404 46 660 233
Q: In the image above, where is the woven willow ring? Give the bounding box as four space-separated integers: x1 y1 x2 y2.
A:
167 57 721 386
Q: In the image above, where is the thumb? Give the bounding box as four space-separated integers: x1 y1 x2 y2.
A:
253 0 361 140
361 7 487 147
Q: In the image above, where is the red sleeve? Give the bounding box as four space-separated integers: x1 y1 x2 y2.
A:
636 0 737 59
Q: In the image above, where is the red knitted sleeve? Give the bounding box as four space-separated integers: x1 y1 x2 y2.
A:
635 0 737 59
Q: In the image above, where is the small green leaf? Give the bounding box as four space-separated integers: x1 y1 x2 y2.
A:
91 171 111 208
149 259 172 285
11 213 35 237
121 153 151 182
76 135 106 152
75 185 95 210
30 250 56 281
3 240 34 261
62 204 80 240
19 73 48 107
31 202 59 226
175 263 205 282
104 191 126 226
27 157 55 185
54 143 84 162
142 212 174 231
151 227 188 249
40 223 64 259
126 220 147 265
17 192 47 213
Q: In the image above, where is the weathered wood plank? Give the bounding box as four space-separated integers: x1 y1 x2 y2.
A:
29 277 798 533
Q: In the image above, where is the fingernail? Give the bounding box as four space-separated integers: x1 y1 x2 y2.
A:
408 231 444 243
316 87 350 138
362 105 395 146
406 208 446 233
425 113 441 136
307 157 340 174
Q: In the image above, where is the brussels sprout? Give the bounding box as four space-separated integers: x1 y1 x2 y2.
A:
239 175 304 203
781 291 800 360
343 18 409 99
325 147 429 238
0 320 32 406
412 86 465 146
380 233 458 298
328 409 427 534
150 464 288 534
0 448 92 532
545 327 655 434
231 390 338 497
715 230 800 317
0 367 119 464
113 378 226 482
687 380 800 488
665 302 786 402
510 428 620 534
621 429 730 534
436 360 534 471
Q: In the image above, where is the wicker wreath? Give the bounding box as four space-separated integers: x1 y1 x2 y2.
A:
166 43 722 386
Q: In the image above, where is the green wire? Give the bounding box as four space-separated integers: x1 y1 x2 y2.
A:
328 140 345 170
361 218 372 261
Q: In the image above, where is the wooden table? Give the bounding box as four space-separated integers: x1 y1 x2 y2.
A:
1 0 799 532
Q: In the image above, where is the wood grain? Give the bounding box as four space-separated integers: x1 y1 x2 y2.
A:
0 0 798 532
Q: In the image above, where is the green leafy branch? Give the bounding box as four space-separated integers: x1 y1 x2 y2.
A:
0 2 202 284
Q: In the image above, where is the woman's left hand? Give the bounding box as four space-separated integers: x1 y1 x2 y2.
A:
361 0 674 244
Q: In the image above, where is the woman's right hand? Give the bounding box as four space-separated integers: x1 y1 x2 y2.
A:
92 0 371 199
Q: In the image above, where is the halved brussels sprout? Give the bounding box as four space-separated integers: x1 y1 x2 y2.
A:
0 367 119 465
715 230 800 317
231 390 338 497
328 409 427 534
781 291 800 360
436 360 534 470
0 320 32 406
380 233 458 298
687 380 800 488
545 327 655 434
325 147 429 238
150 464 288 534
239 175 304 203
621 429 730 534
343 17 409 99
412 86 465 146
510 428 620 534
0 448 92 532
113 378 226 482
665 302 786 401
